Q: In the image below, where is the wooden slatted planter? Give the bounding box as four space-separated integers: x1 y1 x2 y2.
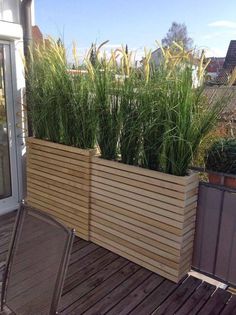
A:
26 138 199 282
90 157 199 282
26 137 95 241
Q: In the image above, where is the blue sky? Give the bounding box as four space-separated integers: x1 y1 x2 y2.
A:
35 0 236 60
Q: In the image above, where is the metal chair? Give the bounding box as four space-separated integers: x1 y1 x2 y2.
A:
0 204 74 315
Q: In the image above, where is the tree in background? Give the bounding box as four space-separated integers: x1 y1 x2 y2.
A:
89 43 98 67
125 44 129 56
88 40 110 67
57 38 64 47
162 22 193 50
56 37 66 61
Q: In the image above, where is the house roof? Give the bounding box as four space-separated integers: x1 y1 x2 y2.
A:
223 40 236 70
32 25 51 48
32 25 43 44
151 47 162 55
210 41 236 85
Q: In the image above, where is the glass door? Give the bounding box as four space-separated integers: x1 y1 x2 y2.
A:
0 44 11 199
0 42 18 213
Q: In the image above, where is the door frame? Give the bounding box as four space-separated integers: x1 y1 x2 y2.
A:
0 40 19 214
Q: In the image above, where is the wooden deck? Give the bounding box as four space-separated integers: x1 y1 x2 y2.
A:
0 211 235 315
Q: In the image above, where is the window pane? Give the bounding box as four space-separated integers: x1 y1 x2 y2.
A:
0 44 11 199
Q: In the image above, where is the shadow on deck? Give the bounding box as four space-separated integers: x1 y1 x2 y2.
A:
0 211 235 315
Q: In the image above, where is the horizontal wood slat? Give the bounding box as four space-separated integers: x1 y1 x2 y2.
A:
28 148 90 171
28 144 91 164
90 226 179 271
90 233 178 282
27 198 88 240
27 188 89 214
28 157 90 179
92 174 192 201
91 198 183 243
27 168 90 192
91 156 198 186
90 214 180 261
91 157 199 282
92 178 196 208
27 197 88 229
27 173 90 198
91 187 187 220
27 137 96 156
26 137 94 241
27 164 90 187
27 178 89 203
90 203 182 248
92 235 178 279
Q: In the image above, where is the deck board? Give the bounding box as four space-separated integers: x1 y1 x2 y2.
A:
60 256 130 311
129 279 177 315
175 281 216 315
0 210 233 315
152 276 202 315
221 295 236 315
82 268 151 315
105 273 164 315
197 288 232 315
63 251 118 294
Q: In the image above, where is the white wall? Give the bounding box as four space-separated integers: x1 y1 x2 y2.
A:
0 0 20 23
150 48 163 66
31 0 35 25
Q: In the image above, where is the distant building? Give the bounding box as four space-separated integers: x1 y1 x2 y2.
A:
224 40 236 71
149 48 163 66
214 40 236 85
32 25 44 44
144 47 204 87
32 25 51 48
206 57 225 80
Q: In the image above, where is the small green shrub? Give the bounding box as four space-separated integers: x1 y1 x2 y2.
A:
193 125 227 168
205 138 236 174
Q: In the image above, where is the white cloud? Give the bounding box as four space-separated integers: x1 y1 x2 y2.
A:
103 44 123 49
202 32 223 40
204 47 227 57
208 20 236 28
202 30 236 40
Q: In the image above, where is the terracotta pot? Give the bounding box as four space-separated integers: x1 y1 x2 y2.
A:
224 176 236 189
208 172 224 185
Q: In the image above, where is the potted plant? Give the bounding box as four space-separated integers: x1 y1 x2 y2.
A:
26 39 97 241
26 40 227 283
88 45 226 282
205 138 236 188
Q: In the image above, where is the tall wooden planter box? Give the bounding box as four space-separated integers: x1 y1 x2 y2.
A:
26 137 95 241
90 157 199 282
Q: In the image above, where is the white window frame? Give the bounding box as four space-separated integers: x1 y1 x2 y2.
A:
0 40 19 214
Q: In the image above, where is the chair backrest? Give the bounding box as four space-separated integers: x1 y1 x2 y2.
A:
1 204 74 315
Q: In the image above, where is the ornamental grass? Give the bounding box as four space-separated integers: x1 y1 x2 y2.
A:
27 39 228 176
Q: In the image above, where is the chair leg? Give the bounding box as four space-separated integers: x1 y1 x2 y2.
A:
0 305 16 315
